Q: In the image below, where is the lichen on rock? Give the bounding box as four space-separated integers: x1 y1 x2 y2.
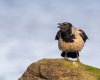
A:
19 59 100 80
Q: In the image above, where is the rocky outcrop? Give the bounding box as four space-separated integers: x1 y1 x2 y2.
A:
19 59 100 80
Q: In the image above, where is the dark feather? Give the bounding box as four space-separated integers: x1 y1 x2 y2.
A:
61 51 79 58
63 34 75 42
55 30 61 40
79 29 88 42
55 29 75 42
60 28 75 42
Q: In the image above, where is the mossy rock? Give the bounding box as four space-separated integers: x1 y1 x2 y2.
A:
19 58 100 80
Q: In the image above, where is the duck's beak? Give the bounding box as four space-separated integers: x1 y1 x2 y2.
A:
58 23 62 28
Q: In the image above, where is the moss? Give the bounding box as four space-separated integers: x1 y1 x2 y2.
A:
20 58 100 80
79 63 100 79
42 58 48 61
39 59 100 78
97 77 100 80
59 60 100 79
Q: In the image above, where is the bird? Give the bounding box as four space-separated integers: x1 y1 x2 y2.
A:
55 22 88 62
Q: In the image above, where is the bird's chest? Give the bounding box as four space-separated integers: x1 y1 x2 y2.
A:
58 32 84 51
60 31 75 43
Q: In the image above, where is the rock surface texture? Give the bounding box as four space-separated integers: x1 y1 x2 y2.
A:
19 59 100 80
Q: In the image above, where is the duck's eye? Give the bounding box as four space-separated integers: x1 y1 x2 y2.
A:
63 24 66 26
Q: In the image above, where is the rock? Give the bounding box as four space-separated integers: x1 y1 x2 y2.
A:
19 59 100 80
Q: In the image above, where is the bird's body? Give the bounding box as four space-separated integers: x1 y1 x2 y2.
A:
58 27 84 51
55 22 88 62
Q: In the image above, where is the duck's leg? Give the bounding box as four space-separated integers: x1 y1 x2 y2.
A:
61 51 68 61
76 51 80 62
65 52 68 61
